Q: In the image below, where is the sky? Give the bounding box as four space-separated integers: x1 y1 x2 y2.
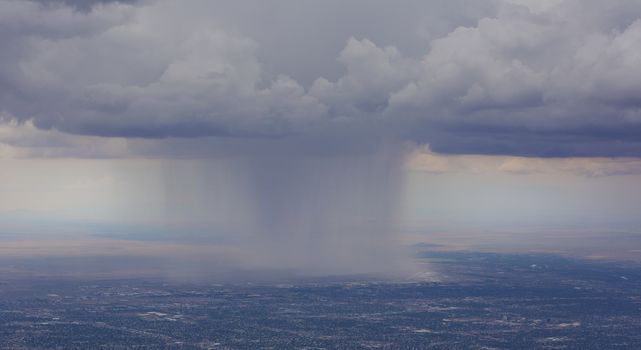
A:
2 0 641 277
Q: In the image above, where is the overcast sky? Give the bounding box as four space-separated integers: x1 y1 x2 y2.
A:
2 0 641 274
1 0 641 156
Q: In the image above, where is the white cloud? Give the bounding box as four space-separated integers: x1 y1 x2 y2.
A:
310 38 417 116
0 116 129 158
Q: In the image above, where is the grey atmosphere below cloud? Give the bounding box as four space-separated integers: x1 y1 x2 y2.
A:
2 0 641 278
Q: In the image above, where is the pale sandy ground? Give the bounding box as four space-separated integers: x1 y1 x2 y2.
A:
401 226 641 262
0 227 640 279
0 236 249 280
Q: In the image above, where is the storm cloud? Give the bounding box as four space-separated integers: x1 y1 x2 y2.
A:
1 0 641 156
5 0 641 278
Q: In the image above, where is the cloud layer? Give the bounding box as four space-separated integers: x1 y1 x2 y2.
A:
3 0 641 156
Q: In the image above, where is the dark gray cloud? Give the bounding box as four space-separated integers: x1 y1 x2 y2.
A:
34 0 138 12
2 0 641 156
